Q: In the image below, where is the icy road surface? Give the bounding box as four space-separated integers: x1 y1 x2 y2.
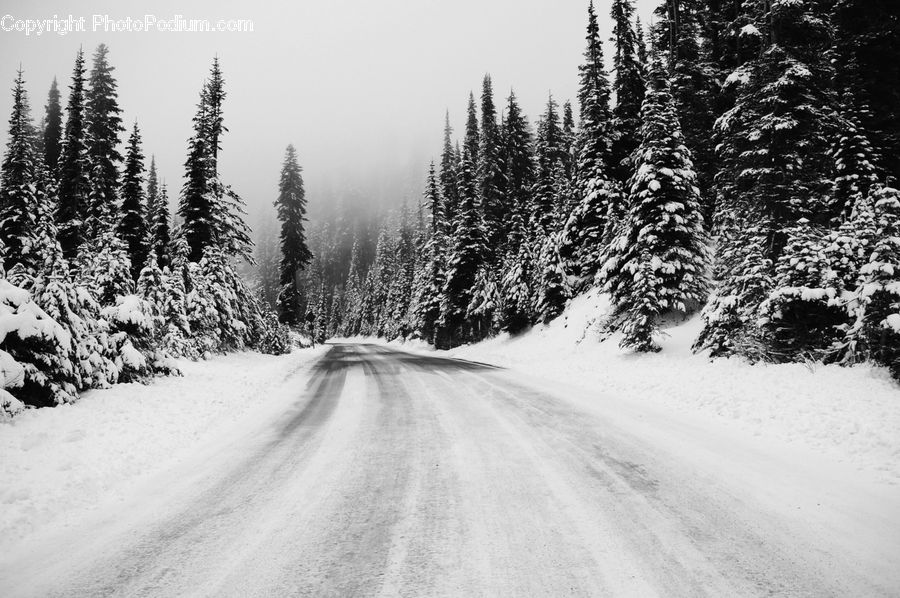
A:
2 343 899 597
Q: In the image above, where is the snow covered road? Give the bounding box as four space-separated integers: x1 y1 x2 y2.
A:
2 343 899 597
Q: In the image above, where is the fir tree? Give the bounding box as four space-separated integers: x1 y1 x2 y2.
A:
56 48 91 258
598 52 709 352
0 69 40 275
532 94 565 232
478 75 505 257
84 43 124 242
275 144 313 325
610 0 645 184
116 122 148 280
441 146 486 346
561 3 620 292
42 77 63 174
502 91 534 226
439 111 459 228
415 162 447 344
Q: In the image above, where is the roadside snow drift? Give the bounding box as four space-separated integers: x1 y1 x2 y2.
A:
419 289 900 483
0 346 326 552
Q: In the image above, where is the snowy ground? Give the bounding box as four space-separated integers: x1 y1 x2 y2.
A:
0 345 327 553
377 289 900 484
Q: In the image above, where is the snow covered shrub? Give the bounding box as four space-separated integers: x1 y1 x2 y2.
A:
138 255 194 361
0 278 76 407
101 294 177 382
78 230 134 307
258 311 292 355
0 349 26 417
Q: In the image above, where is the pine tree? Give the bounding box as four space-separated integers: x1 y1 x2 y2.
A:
832 0 900 182
84 43 124 242
654 0 716 219
275 144 313 325
610 0 645 184
56 48 91 258
42 77 63 174
844 187 900 378
830 96 881 221
560 2 620 291
598 52 709 352
441 146 486 346
0 69 40 275
439 111 459 228
498 214 535 332
415 162 447 344
532 94 565 232
697 0 837 357
502 91 534 227
116 122 148 279
145 158 172 269
478 75 505 257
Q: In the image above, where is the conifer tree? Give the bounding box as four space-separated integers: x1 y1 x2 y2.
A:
84 43 124 241
42 77 63 174
439 111 459 228
478 75 505 256
502 91 534 226
275 144 313 325
598 52 709 352
441 147 486 345
0 69 40 275
610 0 645 183
117 122 148 279
56 48 91 258
560 2 620 291
697 0 836 357
533 94 564 232
415 162 447 344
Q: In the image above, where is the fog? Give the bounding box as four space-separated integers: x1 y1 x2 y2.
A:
0 0 655 226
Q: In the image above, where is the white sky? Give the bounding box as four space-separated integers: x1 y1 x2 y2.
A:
0 0 656 220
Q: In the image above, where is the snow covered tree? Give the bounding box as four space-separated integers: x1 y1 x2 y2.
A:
560 2 621 293
56 48 91 258
42 77 63 174
479 75 505 257
830 97 881 222
532 94 565 232
610 0 646 184
0 69 40 275
697 0 837 357
440 111 459 229
598 52 709 352
0 277 77 408
79 228 133 307
415 163 447 345
145 159 172 269
84 43 124 242
275 144 312 325
832 0 900 182
843 187 900 378
502 91 534 229
178 59 253 263
498 215 535 333
441 146 486 345
117 122 148 279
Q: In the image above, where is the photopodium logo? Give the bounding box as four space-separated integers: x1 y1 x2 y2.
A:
0 14 254 36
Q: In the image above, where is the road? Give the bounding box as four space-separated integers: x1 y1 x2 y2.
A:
2 343 899 597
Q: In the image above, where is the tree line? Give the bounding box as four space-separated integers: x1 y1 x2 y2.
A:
0 46 297 416
297 0 900 380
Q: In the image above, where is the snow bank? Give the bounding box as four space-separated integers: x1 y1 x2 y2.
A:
406 289 900 482
0 346 327 551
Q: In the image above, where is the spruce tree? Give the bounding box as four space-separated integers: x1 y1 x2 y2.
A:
610 0 645 184
84 43 124 242
42 77 63 174
478 75 505 257
441 146 486 345
415 162 447 344
560 2 620 292
117 122 148 279
56 48 91 258
502 91 534 226
697 0 837 357
532 94 565 232
598 52 709 352
439 111 459 229
0 69 40 275
275 144 313 325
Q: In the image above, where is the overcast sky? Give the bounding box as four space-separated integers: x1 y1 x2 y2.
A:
0 0 656 223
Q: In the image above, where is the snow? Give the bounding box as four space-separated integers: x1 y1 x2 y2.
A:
0 346 327 552
389 288 900 483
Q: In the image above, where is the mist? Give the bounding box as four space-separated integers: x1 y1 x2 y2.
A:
0 0 655 227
